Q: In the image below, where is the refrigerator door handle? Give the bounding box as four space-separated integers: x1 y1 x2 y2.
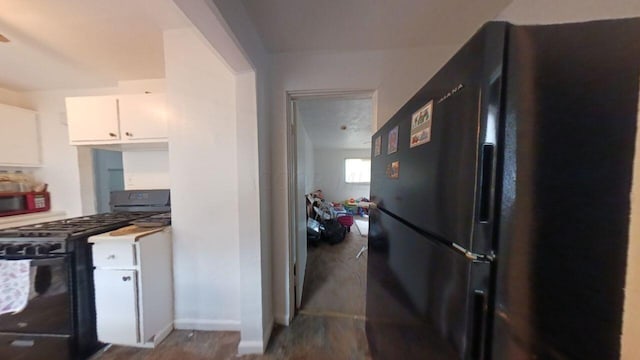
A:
452 243 494 262
377 206 495 262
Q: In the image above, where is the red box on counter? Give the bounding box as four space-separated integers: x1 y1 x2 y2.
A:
25 192 50 211
0 191 50 217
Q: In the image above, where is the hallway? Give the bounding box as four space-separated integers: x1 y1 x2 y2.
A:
300 221 368 318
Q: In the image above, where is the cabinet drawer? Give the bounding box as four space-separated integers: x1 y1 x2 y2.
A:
93 242 136 268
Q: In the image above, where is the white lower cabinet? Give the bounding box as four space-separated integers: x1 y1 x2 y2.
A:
90 226 173 348
94 269 140 344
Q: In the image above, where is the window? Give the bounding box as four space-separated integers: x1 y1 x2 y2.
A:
345 158 371 184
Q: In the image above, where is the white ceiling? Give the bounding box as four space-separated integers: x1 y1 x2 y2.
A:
238 0 511 149
240 0 513 53
0 0 189 91
0 0 514 91
296 97 373 150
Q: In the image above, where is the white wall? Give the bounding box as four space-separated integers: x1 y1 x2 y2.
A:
495 3 640 359
164 26 241 331
268 45 460 323
176 0 273 352
255 71 273 354
122 151 170 190
0 88 30 108
313 148 370 203
235 70 267 354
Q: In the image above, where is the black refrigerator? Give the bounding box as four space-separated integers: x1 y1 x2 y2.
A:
366 18 640 360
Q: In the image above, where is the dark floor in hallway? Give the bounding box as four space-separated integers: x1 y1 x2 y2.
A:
95 220 371 360
301 220 368 317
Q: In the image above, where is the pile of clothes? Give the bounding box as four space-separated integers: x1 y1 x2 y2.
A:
305 190 353 246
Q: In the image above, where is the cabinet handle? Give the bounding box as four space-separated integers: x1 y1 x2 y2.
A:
122 276 132 281
107 254 116 259
109 132 117 137
125 132 133 137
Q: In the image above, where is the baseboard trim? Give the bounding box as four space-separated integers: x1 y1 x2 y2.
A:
236 317 275 355
263 317 274 346
174 318 241 331
273 313 289 326
237 340 264 355
151 322 174 346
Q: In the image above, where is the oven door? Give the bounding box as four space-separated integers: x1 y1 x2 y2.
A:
0 256 73 335
0 333 71 360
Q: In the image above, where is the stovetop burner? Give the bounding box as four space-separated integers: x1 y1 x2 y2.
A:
0 211 167 240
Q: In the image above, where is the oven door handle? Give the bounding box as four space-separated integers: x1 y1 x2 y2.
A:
22 257 66 267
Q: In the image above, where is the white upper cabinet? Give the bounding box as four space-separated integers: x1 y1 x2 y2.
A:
118 93 168 141
65 93 168 146
66 96 120 143
0 104 41 167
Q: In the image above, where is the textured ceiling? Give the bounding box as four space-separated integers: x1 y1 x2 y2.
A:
240 0 513 53
296 97 373 150
0 0 188 91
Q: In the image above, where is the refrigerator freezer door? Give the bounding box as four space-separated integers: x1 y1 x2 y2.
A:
366 208 491 359
493 19 640 360
370 69 480 253
367 22 506 360
370 23 505 256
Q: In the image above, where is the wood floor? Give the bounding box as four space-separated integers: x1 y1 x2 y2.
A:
301 222 368 317
95 220 370 360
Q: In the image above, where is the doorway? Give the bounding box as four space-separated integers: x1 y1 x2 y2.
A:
287 90 376 321
92 149 124 213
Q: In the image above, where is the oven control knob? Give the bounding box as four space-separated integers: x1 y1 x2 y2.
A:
6 244 26 255
49 243 62 251
36 245 51 255
24 246 37 255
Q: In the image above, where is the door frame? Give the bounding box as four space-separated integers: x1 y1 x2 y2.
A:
285 88 378 322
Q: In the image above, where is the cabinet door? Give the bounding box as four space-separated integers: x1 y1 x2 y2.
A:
65 96 119 143
0 105 40 166
92 242 136 268
94 269 139 345
118 93 168 141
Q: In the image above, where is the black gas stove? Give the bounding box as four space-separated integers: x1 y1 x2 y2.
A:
0 211 166 254
0 189 170 360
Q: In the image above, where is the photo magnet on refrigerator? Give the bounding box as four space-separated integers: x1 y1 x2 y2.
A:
410 100 433 148
386 161 399 179
388 126 399 154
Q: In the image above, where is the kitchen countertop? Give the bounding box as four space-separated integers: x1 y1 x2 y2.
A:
89 225 170 243
0 210 67 229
